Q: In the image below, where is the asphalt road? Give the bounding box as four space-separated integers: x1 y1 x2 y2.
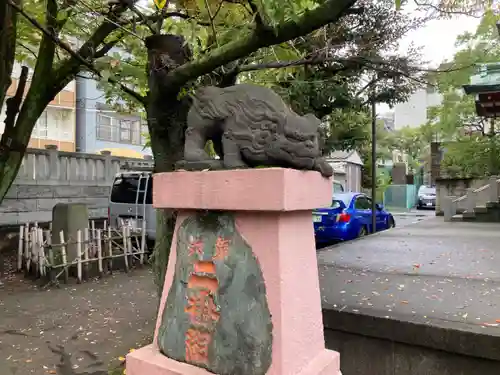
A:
391 209 435 228
318 216 500 335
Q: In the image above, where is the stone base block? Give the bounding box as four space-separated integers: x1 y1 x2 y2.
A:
126 345 341 375
126 345 212 375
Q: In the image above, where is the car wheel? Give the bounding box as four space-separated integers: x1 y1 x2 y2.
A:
388 216 395 228
358 226 367 238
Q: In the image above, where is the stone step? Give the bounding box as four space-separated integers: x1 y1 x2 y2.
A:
473 206 488 214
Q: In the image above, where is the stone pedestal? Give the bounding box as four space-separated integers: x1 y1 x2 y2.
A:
126 168 341 375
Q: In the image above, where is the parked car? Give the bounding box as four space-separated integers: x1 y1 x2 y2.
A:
333 180 345 194
416 185 436 210
108 170 157 242
313 192 395 245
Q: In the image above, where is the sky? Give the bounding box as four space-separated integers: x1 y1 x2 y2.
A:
399 14 480 67
375 13 481 113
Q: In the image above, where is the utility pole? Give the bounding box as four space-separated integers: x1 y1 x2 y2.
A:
490 117 497 175
371 97 377 234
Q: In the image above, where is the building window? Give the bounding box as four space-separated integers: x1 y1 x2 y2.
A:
34 111 48 139
119 119 132 143
141 123 149 145
96 113 148 145
96 114 118 142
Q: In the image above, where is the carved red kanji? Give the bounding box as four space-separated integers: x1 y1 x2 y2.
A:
213 236 230 260
185 328 211 364
185 289 220 327
188 239 204 257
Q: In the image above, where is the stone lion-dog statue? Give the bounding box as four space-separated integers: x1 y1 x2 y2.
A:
182 83 333 178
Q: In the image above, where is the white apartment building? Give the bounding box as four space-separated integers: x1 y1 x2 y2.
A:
394 87 443 130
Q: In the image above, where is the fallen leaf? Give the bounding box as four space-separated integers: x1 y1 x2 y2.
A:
483 323 499 327
401 300 409 304
119 356 126 362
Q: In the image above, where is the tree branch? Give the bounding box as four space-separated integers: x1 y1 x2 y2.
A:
7 0 146 105
3 66 28 135
163 0 358 89
94 32 124 58
247 0 266 29
120 11 213 27
18 42 38 60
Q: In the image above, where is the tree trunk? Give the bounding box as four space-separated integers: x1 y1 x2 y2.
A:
0 0 18 109
0 0 58 203
145 34 192 297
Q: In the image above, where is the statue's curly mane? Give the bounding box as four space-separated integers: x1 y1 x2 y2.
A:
192 86 293 155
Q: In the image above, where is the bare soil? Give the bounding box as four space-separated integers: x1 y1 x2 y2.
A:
0 244 157 375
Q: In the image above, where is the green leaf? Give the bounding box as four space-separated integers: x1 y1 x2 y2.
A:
56 9 69 22
101 69 111 82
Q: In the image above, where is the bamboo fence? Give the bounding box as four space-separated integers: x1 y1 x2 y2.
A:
17 220 148 285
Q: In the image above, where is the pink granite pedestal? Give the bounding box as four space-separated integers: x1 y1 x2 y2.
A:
126 168 342 375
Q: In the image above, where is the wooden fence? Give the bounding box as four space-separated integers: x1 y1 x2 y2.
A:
17 220 148 285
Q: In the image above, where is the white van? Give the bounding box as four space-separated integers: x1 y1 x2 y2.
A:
108 170 157 241
333 180 345 194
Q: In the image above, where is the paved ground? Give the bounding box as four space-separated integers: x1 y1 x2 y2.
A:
0 267 157 375
318 216 500 334
391 209 434 227
1 209 497 374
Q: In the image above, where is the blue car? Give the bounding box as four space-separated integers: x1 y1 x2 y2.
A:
313 192 395 245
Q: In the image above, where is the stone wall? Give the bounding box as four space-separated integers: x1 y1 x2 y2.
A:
435 177 489 215
0 146 153 226
324 310 500 375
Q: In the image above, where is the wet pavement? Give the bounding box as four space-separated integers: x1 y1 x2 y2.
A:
318 217 500 335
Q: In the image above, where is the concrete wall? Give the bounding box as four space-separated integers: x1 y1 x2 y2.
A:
324 310 500 375
435 177 489 215
0 146 153 226
75 74 152 156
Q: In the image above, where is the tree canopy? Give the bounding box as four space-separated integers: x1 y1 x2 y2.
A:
427 10 500 177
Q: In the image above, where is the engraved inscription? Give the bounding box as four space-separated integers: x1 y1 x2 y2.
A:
188 239 204 257
158 213 273 375
185 328 212 364
214 236 230 260
184 242 223 365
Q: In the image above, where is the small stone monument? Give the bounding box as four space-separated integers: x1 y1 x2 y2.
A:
52 203 89 261
127 84 341 375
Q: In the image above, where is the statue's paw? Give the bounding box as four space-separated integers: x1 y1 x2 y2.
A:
223 158 248 170
175 159 223 171
184 151 211 162
314 159 333 178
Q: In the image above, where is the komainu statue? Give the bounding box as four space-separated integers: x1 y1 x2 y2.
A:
180 84 333 177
